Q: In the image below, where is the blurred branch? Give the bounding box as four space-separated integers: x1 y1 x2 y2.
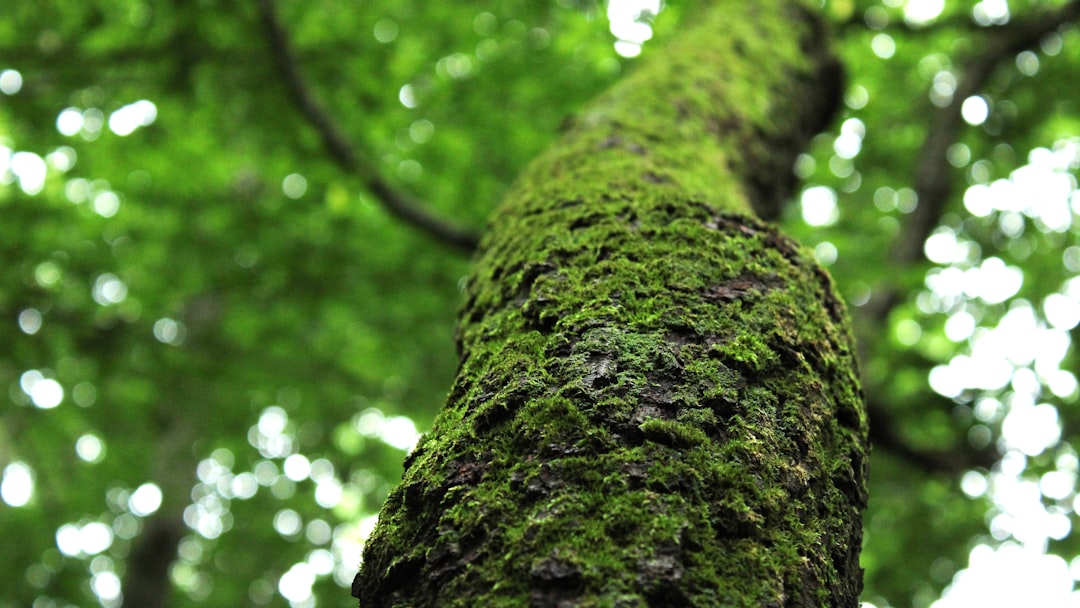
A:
841 2 1080 37
894 1 1080 265
867 399 998 474
858 0 1080 474
864 0 1080 325
0 42 372 73
254 0 480 253
839 13 974 34
122 516 185 608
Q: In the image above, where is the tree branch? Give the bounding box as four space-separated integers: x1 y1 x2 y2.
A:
840 12 975 35
888 0 1080 273
866 399 998 474
863 0 1080 327
254 0 480 252
858 1 1080 472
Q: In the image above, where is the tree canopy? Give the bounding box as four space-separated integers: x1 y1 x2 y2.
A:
2 1 1080 607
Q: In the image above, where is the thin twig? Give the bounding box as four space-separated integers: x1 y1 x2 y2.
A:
255 0 480 252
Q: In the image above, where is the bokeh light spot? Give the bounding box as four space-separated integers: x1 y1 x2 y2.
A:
283 454 310 481
76 434 105 463
314 478 343 508
398 84 417 109
56 524 81 556
57 108 83 136
904 0 944 25
91 571 121 601
960 471 988 498
961 96 990 126
18 308 42 334
800 186 839 226
947 143 971 167
894 319 922 346
46 146 76 171
409 119 434 144
871 33 896 59
23 373 63 409
259 406 288 437
278 562 315 603
306 520 332 545
282 173 307 199
79 522 114 555
944 310 976 342
1002 403 1060 457
130 483 163 516
1016 51 1040 77
397 159 422 183
92 273 127 305
844 85 868 109
924 229 959 264
11 151 46 195
973 0 1011 26
0 69 22 94
274 509 302 537
814 241 838 265
608 0 661 57
74 381 97 407
473 12 497 36
153 317 188 345
931 545 1069 607
1 462 34 507
108 100 157 136
373 18 398 43
92 191 120 217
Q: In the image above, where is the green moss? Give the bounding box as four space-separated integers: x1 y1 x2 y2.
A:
639 418 708 448
358 2 864 606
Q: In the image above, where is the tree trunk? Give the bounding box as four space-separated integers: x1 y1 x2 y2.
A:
357 1 868 606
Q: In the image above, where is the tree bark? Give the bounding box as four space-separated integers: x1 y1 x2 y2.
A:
357 1 867 606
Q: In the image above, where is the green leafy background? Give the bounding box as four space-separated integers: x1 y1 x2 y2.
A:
2 1 1079 607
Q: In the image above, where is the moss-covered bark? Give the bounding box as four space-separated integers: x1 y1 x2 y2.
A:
357 1 867 606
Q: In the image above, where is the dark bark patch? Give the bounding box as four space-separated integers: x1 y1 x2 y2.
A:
529 553 584 607
637 543 689 607
513 262 557 307
351 572 362 598
582 353 617 389
377 553 425 599
599 134 648 155
445 454 489 488
813 265 848 326
704 280 755 302
703 272 786 303
514 462 561 501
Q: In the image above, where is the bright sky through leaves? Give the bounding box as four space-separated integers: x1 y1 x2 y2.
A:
853 137 1080 608
1 462 34 507
607 0 661 57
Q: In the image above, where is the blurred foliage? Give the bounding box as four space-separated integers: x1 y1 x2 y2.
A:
2 1 1080 607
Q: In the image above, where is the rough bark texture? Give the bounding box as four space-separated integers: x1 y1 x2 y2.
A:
358 1 867 606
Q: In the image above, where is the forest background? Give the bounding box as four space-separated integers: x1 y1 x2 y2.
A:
3 0 1080 606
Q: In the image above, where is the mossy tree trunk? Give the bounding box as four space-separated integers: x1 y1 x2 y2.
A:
357 1 868 606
